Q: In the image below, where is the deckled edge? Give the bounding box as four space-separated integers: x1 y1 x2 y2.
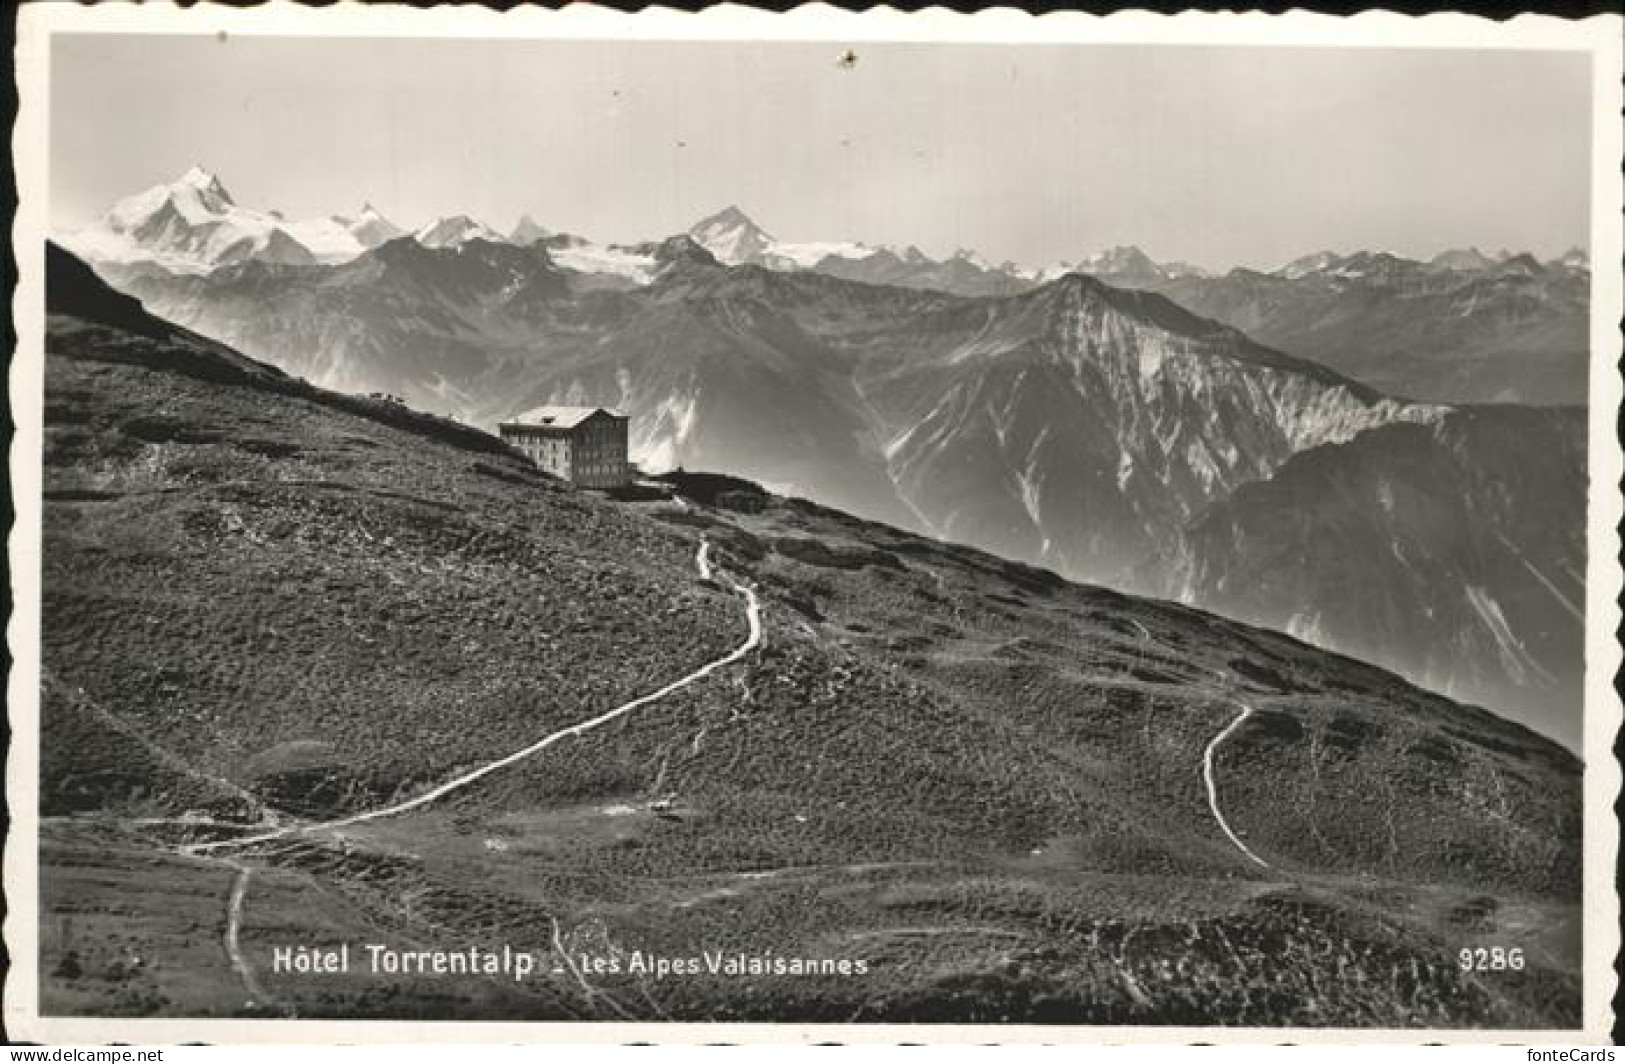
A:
1582 9 1625 1046
10 1 48 1046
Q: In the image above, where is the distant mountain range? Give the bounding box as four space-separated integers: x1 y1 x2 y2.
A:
65 166 405 273
810 238 1590 405
61 169 1590 406
1150 252 1589 405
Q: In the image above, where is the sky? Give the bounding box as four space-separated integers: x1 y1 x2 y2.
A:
49 35 1593 271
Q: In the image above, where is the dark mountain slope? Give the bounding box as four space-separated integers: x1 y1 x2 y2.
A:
39 248 1579 1026
46 243 511 458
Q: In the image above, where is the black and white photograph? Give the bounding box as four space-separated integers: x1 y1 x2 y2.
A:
8 2 1622 1042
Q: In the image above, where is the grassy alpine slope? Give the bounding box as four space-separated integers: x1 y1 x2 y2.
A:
38 245 1580 1026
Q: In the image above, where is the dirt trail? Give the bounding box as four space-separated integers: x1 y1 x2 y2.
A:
187 537 760 855
1201 701 1270 868
222 861 278 1011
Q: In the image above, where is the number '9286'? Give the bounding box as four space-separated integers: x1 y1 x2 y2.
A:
1459 946 1526 971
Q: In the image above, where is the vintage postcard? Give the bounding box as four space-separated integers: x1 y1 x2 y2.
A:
7 1 1622 1045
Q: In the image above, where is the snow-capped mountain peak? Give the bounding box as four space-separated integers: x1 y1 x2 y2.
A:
65 167 324 273
1321 251 1426 282
1429 247 1497 272
695 204 766 234
177 165 233 201
339 204 405 251
413 215 509 250
511 214 552 246
1160 261 1214 280
1078 244 1156 271
684 206 884 270
1492 252 1546 277
1550 246 1589 270
283 203 404 262
1068 245 1176 287
687 205 776 265
1275 250 1341 279
108 167 237 234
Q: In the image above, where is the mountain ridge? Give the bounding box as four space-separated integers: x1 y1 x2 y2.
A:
62 172 1588 291
64 168 411 274
62 175 1587 406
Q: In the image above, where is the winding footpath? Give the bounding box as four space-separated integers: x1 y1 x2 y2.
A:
187 538 760 856
184 535 763 1010
1201 700 1270 868
222 861 277 1010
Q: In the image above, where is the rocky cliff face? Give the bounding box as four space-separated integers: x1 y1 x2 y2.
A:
868 275 1443 581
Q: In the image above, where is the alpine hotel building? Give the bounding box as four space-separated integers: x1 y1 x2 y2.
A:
498 405 631 489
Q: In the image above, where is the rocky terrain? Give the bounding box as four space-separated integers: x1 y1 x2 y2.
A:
37 244 1582 1026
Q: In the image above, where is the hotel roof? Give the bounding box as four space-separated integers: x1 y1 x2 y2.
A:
500 405 628 430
